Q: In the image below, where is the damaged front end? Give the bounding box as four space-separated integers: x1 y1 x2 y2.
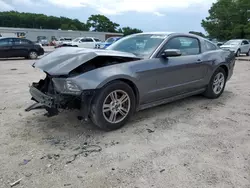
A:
26 47 139 120
26 74 97 120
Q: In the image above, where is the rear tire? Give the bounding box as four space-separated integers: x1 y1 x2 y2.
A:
28 51 38 59
203 67 226 99
90 81 136 131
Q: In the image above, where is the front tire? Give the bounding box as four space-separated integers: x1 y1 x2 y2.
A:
90 81 136 131
203 67 226 99
236 49 240 57
246 49 250 56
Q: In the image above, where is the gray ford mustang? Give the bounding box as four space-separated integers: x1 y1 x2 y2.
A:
26 32 235 131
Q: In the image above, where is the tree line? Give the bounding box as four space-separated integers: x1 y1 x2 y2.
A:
202 0 250 40
0 11 142 36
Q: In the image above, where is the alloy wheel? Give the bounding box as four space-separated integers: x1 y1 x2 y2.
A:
102 90 131 124
212 72 225 95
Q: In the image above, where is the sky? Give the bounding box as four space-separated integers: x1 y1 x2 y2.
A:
0 0 216 33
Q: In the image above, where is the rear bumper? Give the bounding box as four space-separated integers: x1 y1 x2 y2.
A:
38 48 45 56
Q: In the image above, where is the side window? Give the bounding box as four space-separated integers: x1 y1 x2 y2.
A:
242 40 249 45
85 38 94 42
80 38 88 42
94 38 101 42
0 39 11 46
20 39 31 44
204 40 217 51
163 36 200 56
13 38 22 45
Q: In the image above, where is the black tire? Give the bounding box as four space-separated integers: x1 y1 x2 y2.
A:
246 49 250 56
236 49 240 57
28 51 38 59
203 67 226 99
90 81 136 131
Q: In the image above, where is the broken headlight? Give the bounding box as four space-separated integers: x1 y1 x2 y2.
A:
64 80 81 92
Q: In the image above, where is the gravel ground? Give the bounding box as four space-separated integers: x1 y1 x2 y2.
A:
0 54 250 188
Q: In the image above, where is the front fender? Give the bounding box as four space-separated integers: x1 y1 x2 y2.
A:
71 64 137 90
96 74 137 88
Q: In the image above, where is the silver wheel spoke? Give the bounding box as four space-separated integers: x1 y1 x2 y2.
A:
110 91 117 102
120 94 128 104
119 107 128 117
103 104 110 112
109 111 117 123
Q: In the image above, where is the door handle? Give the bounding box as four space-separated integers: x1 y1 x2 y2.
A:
196 59 202 64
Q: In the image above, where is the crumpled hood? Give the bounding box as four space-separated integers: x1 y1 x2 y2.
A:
33 47 138 76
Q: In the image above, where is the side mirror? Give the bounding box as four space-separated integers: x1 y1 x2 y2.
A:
161 49 182 58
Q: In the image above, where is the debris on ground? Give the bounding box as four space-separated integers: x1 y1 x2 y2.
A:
66 145 102 164
10 68 17 71
10 178 22 187
64 183 71 186
24 173 32 177
226 117 238 123
19 159 31 166
146 128 155 133
160 169 165 173
41 154 60 160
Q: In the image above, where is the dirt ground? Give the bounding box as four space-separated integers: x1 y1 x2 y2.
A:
0 53 250 188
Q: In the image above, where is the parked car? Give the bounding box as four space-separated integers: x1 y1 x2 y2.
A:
69 37 102 48
26 32 235 131
0 37 44 59
54 37 72 47
37 36 49 46
220 39 250 56
95 37 121 49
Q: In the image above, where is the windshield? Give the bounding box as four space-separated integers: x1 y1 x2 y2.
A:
72 37 81 42
224 40 241 45
107 34 167 58
38 36 47 40
106 37 115 43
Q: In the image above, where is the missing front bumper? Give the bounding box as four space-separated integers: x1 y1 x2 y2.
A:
26 85 97 119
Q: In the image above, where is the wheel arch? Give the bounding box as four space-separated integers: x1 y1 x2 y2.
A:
219 64 229 79
97 77 140 108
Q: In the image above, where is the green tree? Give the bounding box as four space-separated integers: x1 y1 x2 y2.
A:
0 11 89 31
189 31 206 37
202 0 250 40
119 27 143 36
87 14 120 32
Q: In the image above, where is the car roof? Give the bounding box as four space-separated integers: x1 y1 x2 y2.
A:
134 32 174 35
0 37 27 39
133 32 206 38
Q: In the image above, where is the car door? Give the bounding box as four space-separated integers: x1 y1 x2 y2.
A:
0 38 12 58
145 36 207 102
11 38 26 57
241 40 250 53
85 38 95 48
78 38 88 48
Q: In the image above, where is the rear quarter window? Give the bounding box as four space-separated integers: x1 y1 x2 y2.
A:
204 40 218 51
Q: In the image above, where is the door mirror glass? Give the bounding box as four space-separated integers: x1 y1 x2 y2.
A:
161 49 182 57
